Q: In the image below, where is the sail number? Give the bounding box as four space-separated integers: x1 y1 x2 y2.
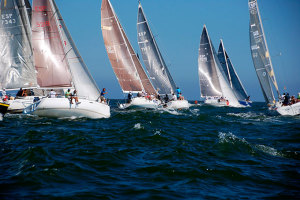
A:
1 14 16 25
199 55 207 62
35 6 46 12
138 31 147 37
36 21 50 27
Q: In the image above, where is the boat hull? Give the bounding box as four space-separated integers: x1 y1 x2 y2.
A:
166 100 190 109
0 102 10 116
6 96 41 113
204 98 227 107
276 102 300 116
238 100 252 107
28 98 110 119
119 97 160 109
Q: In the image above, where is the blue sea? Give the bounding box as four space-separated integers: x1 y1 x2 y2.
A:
1 100 299 199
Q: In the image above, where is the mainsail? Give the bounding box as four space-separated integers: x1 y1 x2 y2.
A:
217 40 248 101
198 26 222 97
137 2 176 95
32 0 72 88
249 0 280 104
0 0 37 90
101 0 156 94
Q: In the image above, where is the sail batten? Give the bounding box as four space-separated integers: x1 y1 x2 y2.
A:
0 0 37 90
249 0 279 104
137 2 176 95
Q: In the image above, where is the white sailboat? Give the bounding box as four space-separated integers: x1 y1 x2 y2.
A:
26 0 110 119
0 0 44 113
217 40 252 107
101 0 160 110
137 2 190 109
198 25 242 107
249 0 300 116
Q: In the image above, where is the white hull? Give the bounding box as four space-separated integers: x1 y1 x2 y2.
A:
119 97 160 109
6 96 42 113
27 98 110 119
166 100 190 109
276 102 300 116
204 98 227 107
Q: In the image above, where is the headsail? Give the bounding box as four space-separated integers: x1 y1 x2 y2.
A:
51 0 101 100
137 2 176 95
249 0 280 104
32 0 72 88
198 26 222 97
0 0 37 90
217 40 248 101
101 0 155 94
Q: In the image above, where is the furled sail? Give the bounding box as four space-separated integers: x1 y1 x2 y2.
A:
217 40 248 101
101 0 154 94
249 0 279 104
51 0 101 100
32 0 72 88
0 0 37 90
198 26 222 97
137 2 176 95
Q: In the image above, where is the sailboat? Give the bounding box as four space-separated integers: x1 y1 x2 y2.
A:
0 0 44 113
198 25 242 107
137 2 190 109
26 0 110 119
101 0 160 109
249 0 300 115
217 40 251 107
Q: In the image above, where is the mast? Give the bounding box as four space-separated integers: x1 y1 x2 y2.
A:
0 0 37 90
249 0 280 104
137 2 176 95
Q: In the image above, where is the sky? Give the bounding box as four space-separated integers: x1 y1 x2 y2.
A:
52 0 300 101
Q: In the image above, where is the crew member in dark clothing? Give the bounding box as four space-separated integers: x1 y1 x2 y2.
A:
127 92 133 103
164 94 169 103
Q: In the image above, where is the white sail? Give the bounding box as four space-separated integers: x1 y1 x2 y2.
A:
50 0 101 101
0 0 37 90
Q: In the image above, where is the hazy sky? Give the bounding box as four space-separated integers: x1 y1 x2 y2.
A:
53 0 300 101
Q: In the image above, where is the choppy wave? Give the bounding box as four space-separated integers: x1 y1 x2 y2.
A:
0 101 299 199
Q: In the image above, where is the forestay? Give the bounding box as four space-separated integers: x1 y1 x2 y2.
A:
0 0 37 90
249 0 280 105
137 2 176 95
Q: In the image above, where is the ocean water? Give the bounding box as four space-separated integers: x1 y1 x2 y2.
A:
0 100 299 199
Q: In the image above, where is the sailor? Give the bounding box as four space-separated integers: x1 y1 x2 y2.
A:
172 93 177 101
283 93 290 106
164 94 169 103
176 87 181 99
127 92 133 103
297 93 300 101
100 88 107 103
16 88 23 97
65 89 71 99
49 89 56 98
70 90 80 104
1 89 7 101
246 96 251 101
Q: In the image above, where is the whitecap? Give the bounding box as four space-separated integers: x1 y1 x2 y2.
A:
134 123 143 130
255 144 284 157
